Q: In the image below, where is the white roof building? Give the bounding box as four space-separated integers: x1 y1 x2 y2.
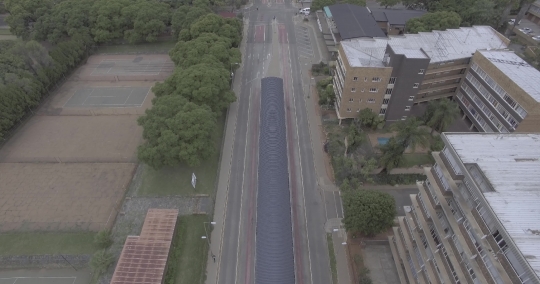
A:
341 26 509 67
444 133 540 279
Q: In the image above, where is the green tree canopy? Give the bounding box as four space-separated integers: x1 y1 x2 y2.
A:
90 0 132 43
356 108 384 130
311 0 336 12
152 62 236 113
390 117 430 151
187 14 242 47
137 95 217 169
424 99 460 133
32 0 94 44
169 33 241 69
4 0 54 39
171 6 211 38
122 0 171 43
405 11 461 34
378 138 405 171
376 0 400 8
343 190 396 236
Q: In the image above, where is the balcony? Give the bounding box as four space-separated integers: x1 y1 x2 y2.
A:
414 92 455 104
458 222 497 284
426 64 468 75
417 83 459 94
422 181 441 209
421 74 463 85
439 150 464 180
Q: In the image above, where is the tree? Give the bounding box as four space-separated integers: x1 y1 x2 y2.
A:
32 0 94 43
391 117 430 151
318 84 335 106
405 11 461 33
187 14 242 47
90 0 132 43
346 122 364 154
378 138 405 171
90 250 114 275
340 0 366 6
152 62 236 113
4 0 54 40
171 6 211 39
137 95 217 169
169 33 241 69
376 0 400 8
359 157 377 183
122 0 171 43
310 0 336 13
343 189 396 236
94 230 113 249
424 99 459 133
356 108 384 130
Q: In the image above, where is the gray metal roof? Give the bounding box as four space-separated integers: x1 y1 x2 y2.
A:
328 4 386 40
256 77 295 284
370 9 426 26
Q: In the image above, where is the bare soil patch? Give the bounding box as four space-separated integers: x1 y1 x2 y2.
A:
0 115 142 163
0 163 135 232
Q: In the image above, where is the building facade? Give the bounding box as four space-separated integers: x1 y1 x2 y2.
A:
455 49 540 133
389 133 540 284
333 26 510 124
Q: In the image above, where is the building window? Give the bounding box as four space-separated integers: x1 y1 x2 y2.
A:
419 69 425 74
372 77 381 82
379 108 386 114
351 88 356 92
405 106 411 111
385 88 393 95
367 98 376 103
389 77 396 84
357 109 361 112
358 99 362 102
353 77 358 81
413 83 419 88
382 98 390 104
347 108 351 112
361 88 365 92
402 116 407 120
409 96 415 101
349 98 354 102
369 88 378 93
364 77 367 82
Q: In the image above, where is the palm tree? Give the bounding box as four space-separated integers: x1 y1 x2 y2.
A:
391 117 430 152
379 138 405 171
425 99 460 133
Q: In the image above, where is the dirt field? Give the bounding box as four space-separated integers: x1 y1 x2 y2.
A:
0 163 135 232
0 54 173 232
0 116 142 163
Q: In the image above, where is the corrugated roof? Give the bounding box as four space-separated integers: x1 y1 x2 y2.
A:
111 209 178 284
256 77 295 284
370 9 427 25
341 26 508 67
444 133 540 278
478 49 540 103
328 4 386 39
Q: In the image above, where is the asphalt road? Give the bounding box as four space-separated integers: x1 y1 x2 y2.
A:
216 1 331 283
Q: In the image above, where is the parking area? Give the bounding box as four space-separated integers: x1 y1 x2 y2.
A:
295 25 314 58
363 243 401 284
510 18 540 45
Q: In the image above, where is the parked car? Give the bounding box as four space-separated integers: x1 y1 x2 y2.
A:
299 8 310 15
533 35 540 41
509 19 522 25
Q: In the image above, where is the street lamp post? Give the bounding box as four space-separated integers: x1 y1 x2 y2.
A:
202 221 217 262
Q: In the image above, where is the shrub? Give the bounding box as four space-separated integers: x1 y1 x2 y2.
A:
94 230 113 249
90 250 114 276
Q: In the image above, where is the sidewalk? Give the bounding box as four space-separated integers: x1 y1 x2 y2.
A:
297 17 352 284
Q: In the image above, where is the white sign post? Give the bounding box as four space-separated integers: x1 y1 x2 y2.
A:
191 173 197 189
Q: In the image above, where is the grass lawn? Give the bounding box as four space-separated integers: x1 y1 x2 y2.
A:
169 215 209 284
327 233 338 284
0 29 12 35
137 114 226 196
400 153 434 168
95 40 177 54
0 232 97 255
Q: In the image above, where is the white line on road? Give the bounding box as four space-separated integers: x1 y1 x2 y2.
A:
287 24 314 283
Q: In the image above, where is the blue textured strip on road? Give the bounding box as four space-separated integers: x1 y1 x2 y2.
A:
255 77 295 284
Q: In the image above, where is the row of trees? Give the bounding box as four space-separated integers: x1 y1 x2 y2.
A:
3 0 227 44
137 13 243 169
0 35 93 139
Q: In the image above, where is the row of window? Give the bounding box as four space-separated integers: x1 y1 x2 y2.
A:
351 87 378 93
462 84 510 132
470 62 527 118
353 76 382 82
347 98 376 103
456 92 494 132
464 75 518 129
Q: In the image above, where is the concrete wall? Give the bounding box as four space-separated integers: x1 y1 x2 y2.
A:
384 45 430 122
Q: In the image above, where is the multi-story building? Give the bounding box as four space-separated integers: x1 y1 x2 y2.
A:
525 0 540 24
456 49 540 133
389 133 540 284
333 26 510 124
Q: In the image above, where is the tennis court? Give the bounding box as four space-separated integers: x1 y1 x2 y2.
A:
0 268 91 284
64 86 150 108
90 58 171 76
